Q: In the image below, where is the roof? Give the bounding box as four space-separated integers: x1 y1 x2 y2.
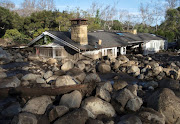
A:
29 31 165 51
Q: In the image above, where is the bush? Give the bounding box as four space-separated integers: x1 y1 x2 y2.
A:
3 29 30 44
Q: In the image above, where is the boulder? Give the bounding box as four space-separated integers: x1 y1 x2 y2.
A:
125 97 143 112
138 74 144 80
118 55 129 63
61 61 74 71
117 114 142 124
113 80 128 91
127 66 140 76
0 76 21 88
138 108 165 124
46 75 58 83
60 90 82 109
48 105 69 122
147 88 180 124
54 108 88 124
1 102 21 117
143 81 158 89
43 71 53 79
21 80 30 86
153 66 163 76
22 95 52 115
82 97 116 119
13 112 38 124
28 55 39 61
111 88 135 114
86 119 104 124
21 73 40 81
0 47 10 59
98 81 113 92
159 78 179 90
47 58 57 65
126 85 138 96
96 86 111 102
54 75 76 87
84 73 101 83
98 63 111 73
67 68 86 83
0 72 7 78
76 61 85 70
36 77 46 84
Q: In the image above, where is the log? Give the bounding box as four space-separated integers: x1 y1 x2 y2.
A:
0 84 87 97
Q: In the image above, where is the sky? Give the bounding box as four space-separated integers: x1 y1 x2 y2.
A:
12 0 167 25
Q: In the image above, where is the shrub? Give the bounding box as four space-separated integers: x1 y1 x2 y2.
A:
3 29 21 39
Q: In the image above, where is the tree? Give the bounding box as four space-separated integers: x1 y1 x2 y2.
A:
166 0 178 9
0 6 13 37
0 0 15 10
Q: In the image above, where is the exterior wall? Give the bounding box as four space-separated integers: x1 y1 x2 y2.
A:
119 47 126 55
71 25 88 45
142 40 167 55
82 50 102 59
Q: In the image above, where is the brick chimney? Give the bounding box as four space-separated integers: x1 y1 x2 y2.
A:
70 18 88 45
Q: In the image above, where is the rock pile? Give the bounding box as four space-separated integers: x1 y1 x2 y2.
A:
0 47 180 124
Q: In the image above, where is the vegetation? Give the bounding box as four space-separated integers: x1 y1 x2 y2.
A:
0 0 179 44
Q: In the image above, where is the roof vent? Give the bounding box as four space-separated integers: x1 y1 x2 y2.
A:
98 39 102 45
116 33 124 36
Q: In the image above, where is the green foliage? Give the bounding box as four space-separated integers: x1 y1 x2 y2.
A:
112 20 123 31
34 35 53 45
3 29 29 44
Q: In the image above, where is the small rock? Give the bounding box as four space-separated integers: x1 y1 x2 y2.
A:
127 66 140 76
98 81 113 92
82 97 116 118
22 95 52 115
153 66 163 76
49 105 69 122
52 66 59 72
61 61 74 71
46 75 58 83
60 90 82 109
21 80 30 86
44 71 53 79
98 63 111 73
138 74 144 80
143 81 158 89
54 108 88 124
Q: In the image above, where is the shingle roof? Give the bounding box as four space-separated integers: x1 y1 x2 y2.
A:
42 31 165 51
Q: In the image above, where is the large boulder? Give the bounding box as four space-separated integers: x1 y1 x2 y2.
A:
46 58 57 65
21 73 40 81
96 86 111 102
153 66 163 76
111 88 135 114
82 97 116 119
117 114 142 124
54 108 88 124
138 108 165 124
12 112 38 124
0 76 21 88
113 80 128 91
84 73 101 83
0 47 10 60
159 78 179 90
147 88 180 124
28 55 40 61
125 97 143 112
76 61 85 70
67 68 86 83
59 90 82 109
61 61 74 71
48 105 69 122
43 71 53 79
0 72 7 78
1 102 21 117
54 75 76 87
127 66 140 76
98 63 111 73
22 95 52 115
118 55 129 63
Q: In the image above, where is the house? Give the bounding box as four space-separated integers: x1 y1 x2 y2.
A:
28 18 168 60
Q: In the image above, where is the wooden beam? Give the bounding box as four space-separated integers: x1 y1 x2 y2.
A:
0 84 87 98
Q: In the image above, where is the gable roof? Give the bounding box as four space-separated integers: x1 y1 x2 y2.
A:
28 31 165 51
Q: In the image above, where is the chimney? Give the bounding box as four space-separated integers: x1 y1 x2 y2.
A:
124 29 137 34
132 29 137 34
70 18 88 45
98 39 102 45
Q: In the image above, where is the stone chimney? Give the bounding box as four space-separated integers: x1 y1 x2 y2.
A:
70 18 88 45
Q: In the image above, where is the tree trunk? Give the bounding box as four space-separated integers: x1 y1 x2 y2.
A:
0 84 88 98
